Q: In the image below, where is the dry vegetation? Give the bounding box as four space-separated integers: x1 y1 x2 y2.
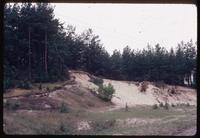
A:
3 71 197 135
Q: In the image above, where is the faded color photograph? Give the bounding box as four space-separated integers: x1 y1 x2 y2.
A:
3 3 197 135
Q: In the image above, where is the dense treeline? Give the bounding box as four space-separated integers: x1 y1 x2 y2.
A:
4 3 197 90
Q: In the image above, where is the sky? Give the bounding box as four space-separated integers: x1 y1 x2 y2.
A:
53 4 197 54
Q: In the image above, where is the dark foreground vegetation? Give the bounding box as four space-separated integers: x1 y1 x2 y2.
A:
4 3 197 90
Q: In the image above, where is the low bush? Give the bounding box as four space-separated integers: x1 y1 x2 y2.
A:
171 103 175 107
17 81 32 89
168 86 176 94
140 81 148 92
17 80 32 89
164 102 169 110
135 82 140 86
4 78 14 91
159 102 164 107
125 103 129 112
152 104 158 109
89 76 104 86
186 103 190 107
97 83 115 102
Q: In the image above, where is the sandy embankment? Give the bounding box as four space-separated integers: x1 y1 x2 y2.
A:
70 70 197 108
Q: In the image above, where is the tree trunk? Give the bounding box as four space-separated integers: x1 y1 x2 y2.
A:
44 30 48 76
28 26 31 81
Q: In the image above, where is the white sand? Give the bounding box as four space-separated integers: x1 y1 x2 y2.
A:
70 70 197 108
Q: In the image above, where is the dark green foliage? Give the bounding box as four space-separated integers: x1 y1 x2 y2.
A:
110 50 123 80
159 102 164 107
3 64 16 90
89 76 104 86
171 103 175 107
164 102 169 110
97 83 115 101
17 80 32 89
4 3 70 90
125 103 129 111
152 104 158 109
4 3 196 91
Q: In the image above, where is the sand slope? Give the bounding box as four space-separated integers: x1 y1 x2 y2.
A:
70 70 196 108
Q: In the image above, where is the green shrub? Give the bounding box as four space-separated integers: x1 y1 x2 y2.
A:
140 81 148 92
3 64 16 90
125 103 129 112
17 80 32 89
164 102 169 110
59 102 69 113
90 76 104 86
98 83 115 101
152 104 158 109
171 103 175 107
170 87 176 94
159 102 164 107
4 78 14 91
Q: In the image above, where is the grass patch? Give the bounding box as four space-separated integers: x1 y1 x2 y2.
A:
77 105 190 122
3 81 67 98
3 105 196 135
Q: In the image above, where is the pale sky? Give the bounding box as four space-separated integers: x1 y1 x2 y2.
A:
53 4 197 54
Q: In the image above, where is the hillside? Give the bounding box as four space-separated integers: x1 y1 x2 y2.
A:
3 70 197 135
4 70 196 111
70 70 196 108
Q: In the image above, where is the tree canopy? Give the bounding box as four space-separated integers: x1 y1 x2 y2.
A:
4 3 197 90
